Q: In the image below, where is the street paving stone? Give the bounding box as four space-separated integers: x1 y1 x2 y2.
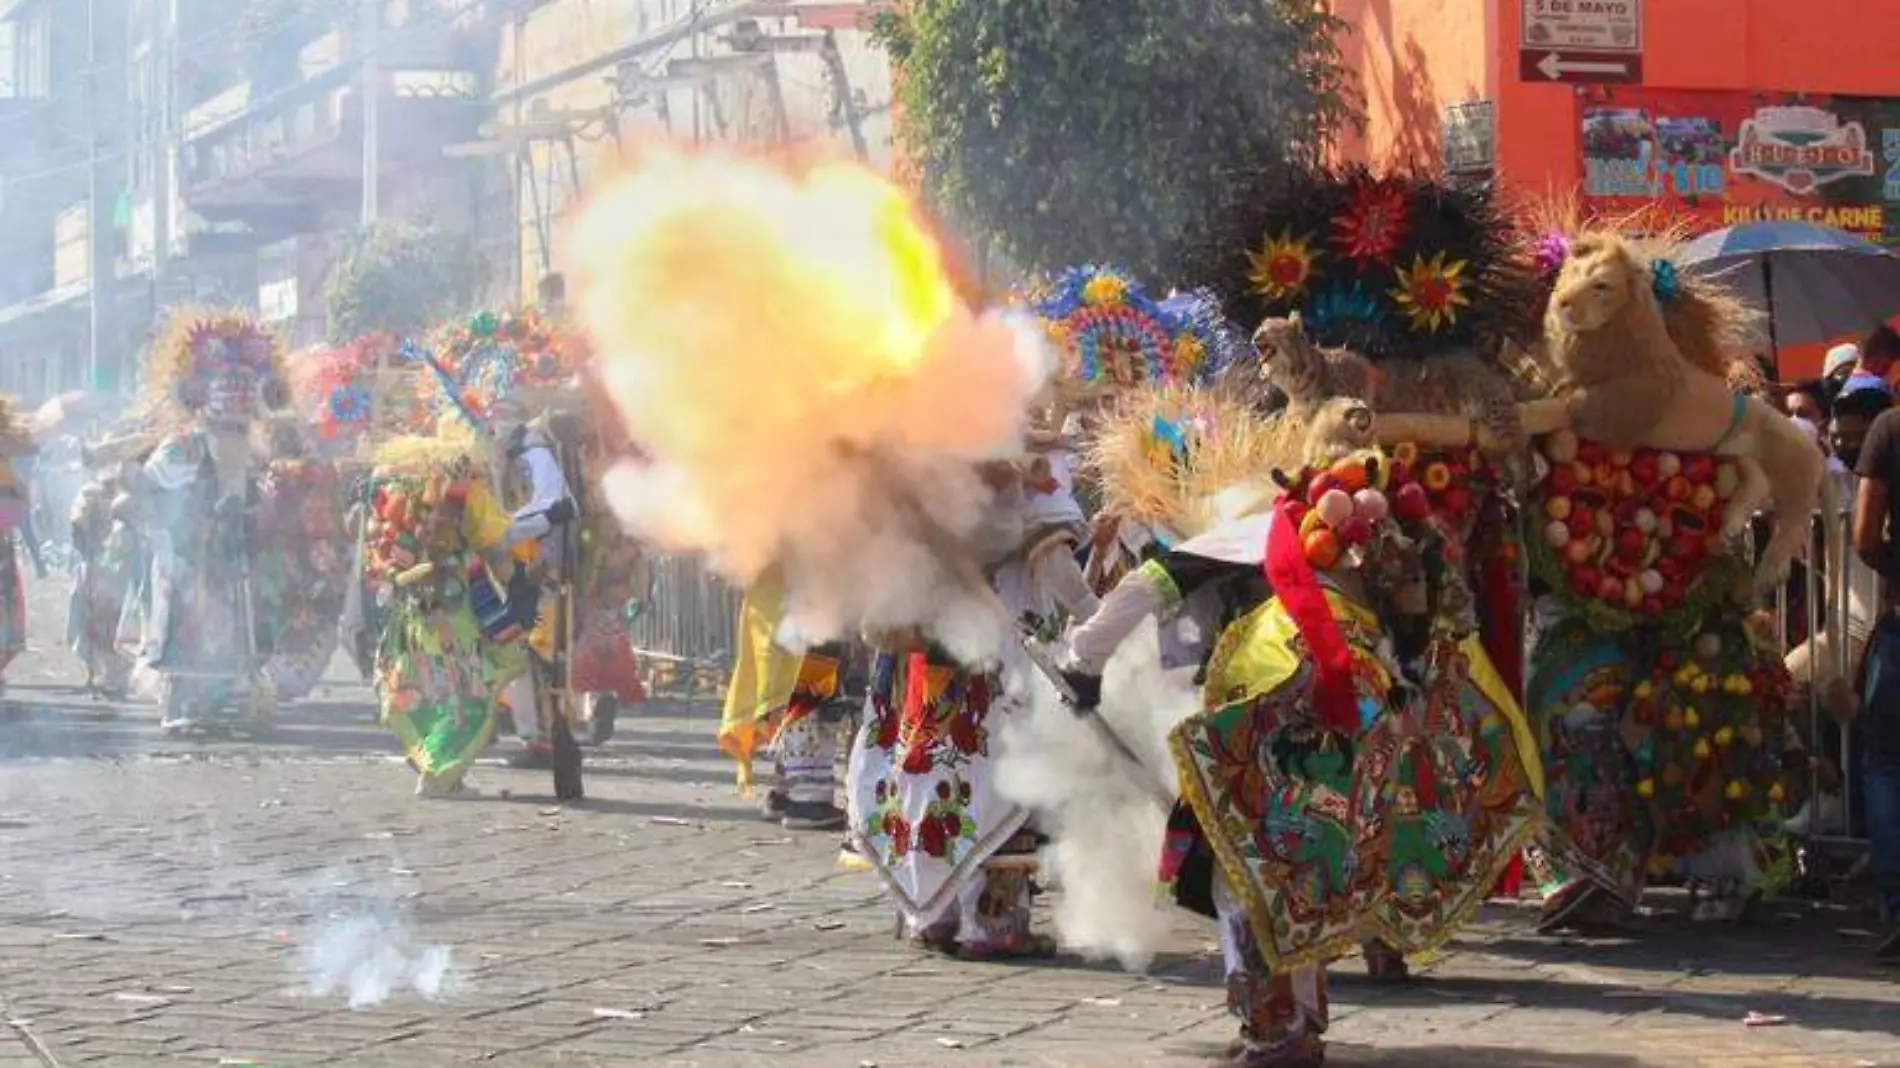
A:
1 577 1898 1066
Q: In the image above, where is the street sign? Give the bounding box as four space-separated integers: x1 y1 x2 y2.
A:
1518 49 1643 85
1521 0 1642 84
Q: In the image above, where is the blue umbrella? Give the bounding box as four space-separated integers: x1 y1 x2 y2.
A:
1678 221 1900 360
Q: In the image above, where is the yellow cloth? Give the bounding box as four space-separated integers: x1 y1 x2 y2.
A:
462 481 511 549
719 569 808 793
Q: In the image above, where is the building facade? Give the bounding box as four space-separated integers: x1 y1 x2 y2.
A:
1334 0 1900 375
0 0 894 400
0 0 129 401
490 0 893 303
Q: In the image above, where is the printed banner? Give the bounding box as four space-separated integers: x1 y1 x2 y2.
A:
1580 89 1900 245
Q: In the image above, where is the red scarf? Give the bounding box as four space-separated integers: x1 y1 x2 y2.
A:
1263 502 1359 734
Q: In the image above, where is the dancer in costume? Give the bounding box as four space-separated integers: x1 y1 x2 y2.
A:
68 437 148 698
251 415 350 704
1520 226 1817 928
1026 265 1250 595
1193 166 1553 901
358 425 530 797
0 397 37 695
429 308 589 795
133 310 290 733
1060 402 1543 1067
721 575 860 832
565 374 647 747
846 453 1099 959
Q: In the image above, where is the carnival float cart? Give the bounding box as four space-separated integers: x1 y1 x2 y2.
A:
1517 226 1826 927
135 309 291 734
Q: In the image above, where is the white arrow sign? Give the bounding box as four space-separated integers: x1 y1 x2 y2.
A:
1537 52 1628 79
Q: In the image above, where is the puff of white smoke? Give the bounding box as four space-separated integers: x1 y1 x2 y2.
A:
298 910 457 1009
995 619 1201 971
570 149 1052 657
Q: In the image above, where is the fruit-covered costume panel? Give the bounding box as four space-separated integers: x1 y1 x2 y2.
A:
1527 437 1797 920
253 438 350 704
1133 458 1540 972
1520 222 1817 926
360 439 528 791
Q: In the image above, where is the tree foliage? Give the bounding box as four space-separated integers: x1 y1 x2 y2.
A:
871 0 1362 283
322 217 486 344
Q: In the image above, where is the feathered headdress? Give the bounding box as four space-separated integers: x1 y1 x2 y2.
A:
1084 379 1282 542
145 308 288 422
1185 165 1542 365
1033 265 1241 393
293 337 379 441
424 306 586 423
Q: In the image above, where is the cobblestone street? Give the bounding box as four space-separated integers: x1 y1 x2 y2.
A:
2 578 1898 1067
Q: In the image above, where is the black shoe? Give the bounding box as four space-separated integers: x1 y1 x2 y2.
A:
1877 924 1900 961
781 800 846 832
588 694 619 746
758 788 789 822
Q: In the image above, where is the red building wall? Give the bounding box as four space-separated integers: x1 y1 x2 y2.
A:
1335 0 1900 377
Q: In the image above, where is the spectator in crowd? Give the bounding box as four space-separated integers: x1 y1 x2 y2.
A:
1784 377 1830 446
1843 325 1900 399
1847 391 1900 958
1825 342 1861 404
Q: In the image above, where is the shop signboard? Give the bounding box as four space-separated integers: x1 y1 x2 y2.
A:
1579 90 1900 246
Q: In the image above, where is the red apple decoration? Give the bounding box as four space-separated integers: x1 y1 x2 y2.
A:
1630 454 1660 487
1394 482 1431 521
1615 528 1648 562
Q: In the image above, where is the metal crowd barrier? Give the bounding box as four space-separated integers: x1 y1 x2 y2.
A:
1778 507 1869 849
627 553 743 704
1732 506 1863 847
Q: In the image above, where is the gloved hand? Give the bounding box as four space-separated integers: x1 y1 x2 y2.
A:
1061 670 1102 712
506 565 542 629
545 497 579 525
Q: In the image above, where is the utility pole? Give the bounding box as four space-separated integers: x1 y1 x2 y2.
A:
360 0 381 225
86 0 126 393
150 0 176 298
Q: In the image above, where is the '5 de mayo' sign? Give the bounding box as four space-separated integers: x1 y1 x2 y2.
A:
1520 0 1643 84
1522 0 1642 52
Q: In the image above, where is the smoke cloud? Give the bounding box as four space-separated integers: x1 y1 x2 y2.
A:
297 906 458 1009
996 619 1201 970
569 147 1052 658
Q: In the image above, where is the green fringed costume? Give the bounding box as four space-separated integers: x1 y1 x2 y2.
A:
358 439 527 792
